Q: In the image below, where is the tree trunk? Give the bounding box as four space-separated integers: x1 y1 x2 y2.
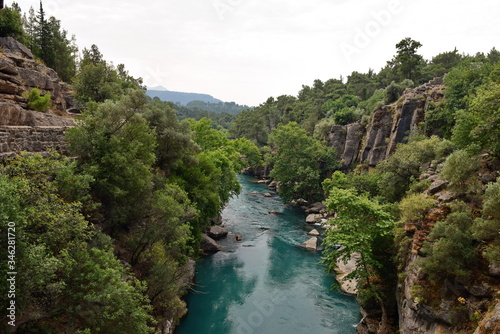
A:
376 294 389 334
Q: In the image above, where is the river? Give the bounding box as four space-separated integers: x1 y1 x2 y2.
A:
175 175 360 334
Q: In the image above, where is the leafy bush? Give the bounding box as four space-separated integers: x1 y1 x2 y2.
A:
25 88 52 112
384 80 414 104
472 177 500 262
440 149 480 193
376 136 450 202
420 203 475 281
399 193 435 223
0 5 25 40
313 117 336 140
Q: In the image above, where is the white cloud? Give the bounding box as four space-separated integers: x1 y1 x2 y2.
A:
11 0 500 105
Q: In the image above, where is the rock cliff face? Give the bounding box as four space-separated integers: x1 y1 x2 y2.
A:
327 78 445 170
0 37 73 156
396 159 500 334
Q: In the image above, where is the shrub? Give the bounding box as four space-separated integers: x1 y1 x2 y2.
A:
420 203 475 281
472 177 500 262
25 88 52 112
440 149 480 193
399 193 435 223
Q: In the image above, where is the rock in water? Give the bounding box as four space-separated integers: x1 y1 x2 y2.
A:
308 229 320 236
235 233 243 241
200 234 222 253
207 225 229 240
306 213 324 224
299 237 318 251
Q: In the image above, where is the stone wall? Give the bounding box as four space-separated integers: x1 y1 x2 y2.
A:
0 126 69 157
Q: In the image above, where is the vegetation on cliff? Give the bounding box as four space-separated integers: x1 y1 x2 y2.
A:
1 1 500 332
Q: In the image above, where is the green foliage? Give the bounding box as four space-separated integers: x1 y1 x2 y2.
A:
0 153 155 333
231 137 263 168
25 87 51 112
22 1 78 82
322 94 361 125
313 117 336 140
66 90 156 230
452 81 500 156
230 108 268 145
398 193 435 223
472 177 500 262
440 149 480 193
144 98 200 175
0 4 25 40
424 48 463 79
393 37 424 81
384 79 414 104
73 44 143 103
61 244 155 334
323 169 381 199
420 203 475 281
376 136 451 202
358 88 385 114
269 122 337 202
323 188 396 302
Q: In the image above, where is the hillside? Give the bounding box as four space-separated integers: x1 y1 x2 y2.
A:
146 88 222 105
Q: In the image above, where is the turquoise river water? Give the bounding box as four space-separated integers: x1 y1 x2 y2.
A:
175 175 360 334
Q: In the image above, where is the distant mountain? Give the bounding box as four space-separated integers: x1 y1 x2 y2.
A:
146 89 222 106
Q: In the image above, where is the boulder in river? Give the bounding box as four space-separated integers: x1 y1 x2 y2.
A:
235 232 243 241
207 225 229 240
263 192 273 197
299 237 318 251
305 202 327 214
306 213 324 224
308 229 321 236
201 234 222 253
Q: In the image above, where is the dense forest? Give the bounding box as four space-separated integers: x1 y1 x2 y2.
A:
1 1 500 333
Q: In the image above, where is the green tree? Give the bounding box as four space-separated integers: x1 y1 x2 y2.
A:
269 122 337 202
144 99 200 176
323 187 395 329
73 45 142 103
452 81 500 157
0 3 25 40
390 37 424 82
66 90 156 231
230 108 268 145
0 153 155 333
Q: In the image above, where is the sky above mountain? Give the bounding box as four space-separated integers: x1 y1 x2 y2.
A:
12 0 500 106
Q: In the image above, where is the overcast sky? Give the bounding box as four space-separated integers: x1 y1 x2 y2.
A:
11 0 500 106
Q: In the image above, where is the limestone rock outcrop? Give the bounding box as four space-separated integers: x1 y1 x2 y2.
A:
327 78 445 170
0 37 75 156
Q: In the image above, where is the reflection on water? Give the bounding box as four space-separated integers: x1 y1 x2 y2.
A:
175 175 360 334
